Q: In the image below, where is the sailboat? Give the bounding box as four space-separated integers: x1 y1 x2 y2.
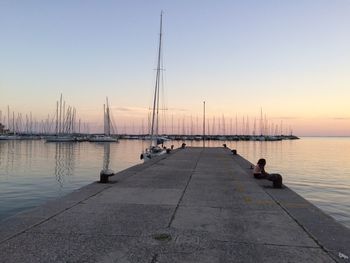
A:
46 94 76 142
89 98 118 142
141 12 167 161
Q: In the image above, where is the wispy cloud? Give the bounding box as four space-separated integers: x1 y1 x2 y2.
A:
77 108 100 112
110 106 190 112
330 117 350 120
272 116 300 120
110 106 148 112
168 107 189 112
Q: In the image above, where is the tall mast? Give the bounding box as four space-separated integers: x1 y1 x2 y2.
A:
203 101 206 147
78 119 81 134
72 108 76 133
260 107 263 136
30 112 33 134
56 101 59 135
12 111 15 135
106 97 110 136
150 11 163 147
235 114 238 136
59 94 62 135
7 106 10 133
63 101 66 134
103 103 106 135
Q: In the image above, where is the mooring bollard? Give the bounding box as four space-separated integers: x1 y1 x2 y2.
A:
181 143 186 149
99 169 115 183
223 144 227 148
268 173 283 188
231 149 237 155
273 174 283 188
166 148 171 154
100 172 109 183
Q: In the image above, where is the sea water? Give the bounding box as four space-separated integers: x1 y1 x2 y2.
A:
0 137 349 229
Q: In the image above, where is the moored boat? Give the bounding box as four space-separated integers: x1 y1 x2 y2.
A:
141 12 167 161
89 98 118 143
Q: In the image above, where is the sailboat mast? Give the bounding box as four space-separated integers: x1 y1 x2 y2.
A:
203 101 206 147
150 11 163 147
156 12 163 138
106 97 111 136
103 103 106 135
7 106 10 133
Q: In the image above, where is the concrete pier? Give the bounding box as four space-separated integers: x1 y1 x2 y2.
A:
0 147 349 262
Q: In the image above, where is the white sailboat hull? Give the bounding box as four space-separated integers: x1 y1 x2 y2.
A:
0 135 22 140
89 136 118 142
142 147 166 161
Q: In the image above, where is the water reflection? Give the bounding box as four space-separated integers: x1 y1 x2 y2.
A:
54 142 75 187
1 138 350 229
98 142 116 177
102 143 111 171
1 140 35 175
0 140 16 174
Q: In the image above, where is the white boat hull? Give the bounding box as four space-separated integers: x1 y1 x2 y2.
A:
0 135 21 140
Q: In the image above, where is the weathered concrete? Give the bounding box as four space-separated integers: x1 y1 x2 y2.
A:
0 147 349 262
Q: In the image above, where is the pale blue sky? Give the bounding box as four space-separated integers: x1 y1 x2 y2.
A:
1 0 350 135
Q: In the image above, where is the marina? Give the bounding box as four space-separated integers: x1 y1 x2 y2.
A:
0 147 349 262
1 2 350 262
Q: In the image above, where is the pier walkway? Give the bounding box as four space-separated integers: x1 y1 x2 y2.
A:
0 147 349 262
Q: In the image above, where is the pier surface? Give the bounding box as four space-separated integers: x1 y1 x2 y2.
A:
0 147 349 262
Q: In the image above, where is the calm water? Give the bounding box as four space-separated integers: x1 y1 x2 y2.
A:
0 138 349 229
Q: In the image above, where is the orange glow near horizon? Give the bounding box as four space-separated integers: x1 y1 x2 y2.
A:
1 103 349 136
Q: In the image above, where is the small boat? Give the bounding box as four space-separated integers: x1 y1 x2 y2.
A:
75 136 89 142
89 98 118 143
45 94 77 143
0 134 21 140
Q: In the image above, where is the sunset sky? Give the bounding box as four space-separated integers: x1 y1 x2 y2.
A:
0 0 349 136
